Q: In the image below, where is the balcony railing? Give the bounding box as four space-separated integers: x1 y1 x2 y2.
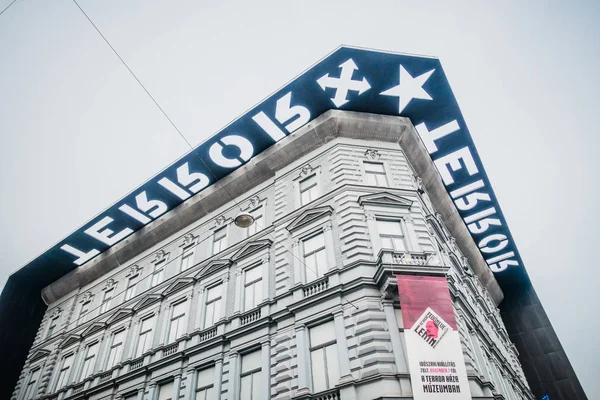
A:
130 358 144 370
313 389 340 400
199 326 218 342
163 343 178 357
99 371 112 383
72 383 84 394
240 308 261 326
303 276 329 297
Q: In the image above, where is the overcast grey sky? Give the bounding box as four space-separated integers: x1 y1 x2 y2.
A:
1 0 598 397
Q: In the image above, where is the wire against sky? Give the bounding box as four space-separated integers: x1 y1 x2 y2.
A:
71 0 361 311
0 0 17 18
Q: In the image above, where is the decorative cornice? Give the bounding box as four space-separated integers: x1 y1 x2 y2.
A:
153 249 169 265
231 239 273 262
180 233 198 248
286 205 333 232
357 191 413 209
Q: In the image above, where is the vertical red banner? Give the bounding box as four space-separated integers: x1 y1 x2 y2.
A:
396 275 457 330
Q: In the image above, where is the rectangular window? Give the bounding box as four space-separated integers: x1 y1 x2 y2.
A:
100 288 114 314
136 316 155 358
247 207 264 237
376 219 406 251
204 284 222 328
55 354 74 390
303 233 327 282
309 321 340 393
180 248 195 272
196 366 215 400
244 265 263 311
157 380 174 400
125 275 139 301
212 227 227 254
24 368 40 400
364 162 388 186
299 175 319 206
106 330 125 370
79 342 99 381
168 301 188 343
151 267 165 287
240 351 261 400
46 319 57 339
78 302 90 325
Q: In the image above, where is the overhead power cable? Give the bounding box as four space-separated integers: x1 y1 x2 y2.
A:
0 0 17 18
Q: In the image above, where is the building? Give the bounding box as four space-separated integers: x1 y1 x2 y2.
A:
2 47 586 400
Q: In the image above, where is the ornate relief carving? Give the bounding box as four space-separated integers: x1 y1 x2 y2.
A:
79 291 94 303
153 249 168 264
215 215 226 226
49 307 62 319
248 195 261 209
103 278 116 291
364 148 380 160
299 164 314 178
181 233 197 248
127 264 142 277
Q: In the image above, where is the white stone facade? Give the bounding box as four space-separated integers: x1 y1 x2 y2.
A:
13 114 533 400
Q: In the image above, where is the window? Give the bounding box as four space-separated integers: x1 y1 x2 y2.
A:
247 207 264 237
212 227 227 254
23 368 40 400
125 275 139 301
196 366 215 400
136 316 155 358
55 354 74 390
79 342 99 380
364 162 388 186
168 301 187 343
303 233 327 282
180 248 195 272
100 288 114 314
46 319 57 339
309 321 340 392
240 351 261 400
157 380 174 400
376 219 406 251
78 302 90 325
244 265 263 312
105 330 125 370
151 266 165 287
204 284 222 328
299 175 319 206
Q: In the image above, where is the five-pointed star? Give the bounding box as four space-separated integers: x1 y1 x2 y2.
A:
381 65 435 114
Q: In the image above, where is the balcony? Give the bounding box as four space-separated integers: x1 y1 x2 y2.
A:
375 250 449 295
303 276 329 298
240 308 261 326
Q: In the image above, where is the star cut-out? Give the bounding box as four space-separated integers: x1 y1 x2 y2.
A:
381 65 435 114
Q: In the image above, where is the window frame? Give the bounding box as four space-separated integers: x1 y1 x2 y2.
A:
78 301 91 325
167 300 188 343
376 218 407 252
299 174 319 206
23 367 41 400
105 329 125 370
308 320 340 393
46 317 58 339
124 274 139 301
239 350 262 400
243 263 263 312
79 341 99 381
246 206 264 237
363 161 389 187
301 231 328 282
212 226 228 255
203 283 223 329
195 365 215 400
100 288 114 314
135 314 156 358
180 247 196 272
151 265 165 287
54 353 74 391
